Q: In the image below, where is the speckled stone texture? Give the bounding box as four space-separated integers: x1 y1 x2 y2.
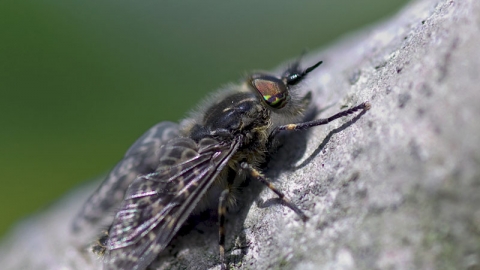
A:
1 0 479 269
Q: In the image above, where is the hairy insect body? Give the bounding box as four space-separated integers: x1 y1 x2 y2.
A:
178 88 275 213
190 80 312 204
74 59 370 270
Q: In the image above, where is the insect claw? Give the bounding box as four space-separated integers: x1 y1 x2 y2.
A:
363 101 371 110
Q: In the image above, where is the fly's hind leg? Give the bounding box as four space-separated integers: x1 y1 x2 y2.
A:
240 162 309 222
218 189 230 270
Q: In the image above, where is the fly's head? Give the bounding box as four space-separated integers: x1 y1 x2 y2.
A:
249 60 323 127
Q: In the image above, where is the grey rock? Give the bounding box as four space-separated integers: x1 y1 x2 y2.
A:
1 0 479 269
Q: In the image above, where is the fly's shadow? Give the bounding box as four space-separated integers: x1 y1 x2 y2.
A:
256 108 369 215
293 108 369 170
256 102 365 200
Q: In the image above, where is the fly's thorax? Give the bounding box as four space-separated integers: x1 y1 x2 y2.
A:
180 84 273 172
182 86 272 143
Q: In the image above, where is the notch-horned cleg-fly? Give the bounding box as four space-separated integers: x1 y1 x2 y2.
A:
72 59 370 270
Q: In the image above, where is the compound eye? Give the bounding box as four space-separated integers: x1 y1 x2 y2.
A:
251 75 289 109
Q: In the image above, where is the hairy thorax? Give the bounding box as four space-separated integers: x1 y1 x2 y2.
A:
186 91 271 213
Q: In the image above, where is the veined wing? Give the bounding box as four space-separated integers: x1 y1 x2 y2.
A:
103 136 241 270
73 122 180 232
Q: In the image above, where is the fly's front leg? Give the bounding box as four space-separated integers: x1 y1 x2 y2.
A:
269 101 371 141
241 162 309 222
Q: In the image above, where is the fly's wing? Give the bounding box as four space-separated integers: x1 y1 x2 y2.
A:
103 136 241 270
72 122 180 232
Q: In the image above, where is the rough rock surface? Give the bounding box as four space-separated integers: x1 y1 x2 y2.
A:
1 0 479 269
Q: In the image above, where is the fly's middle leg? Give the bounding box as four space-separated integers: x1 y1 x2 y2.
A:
240 162 309 222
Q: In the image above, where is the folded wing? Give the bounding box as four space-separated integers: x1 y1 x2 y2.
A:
104 136 241 270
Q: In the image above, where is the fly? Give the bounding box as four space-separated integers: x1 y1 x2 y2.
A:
72 59 370 270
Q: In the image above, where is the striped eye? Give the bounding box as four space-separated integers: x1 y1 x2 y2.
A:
250 75 289 109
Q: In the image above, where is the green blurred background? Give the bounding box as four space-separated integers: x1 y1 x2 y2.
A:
0 0 409 238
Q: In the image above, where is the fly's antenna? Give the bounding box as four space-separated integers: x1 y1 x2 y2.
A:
284 60 323 86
